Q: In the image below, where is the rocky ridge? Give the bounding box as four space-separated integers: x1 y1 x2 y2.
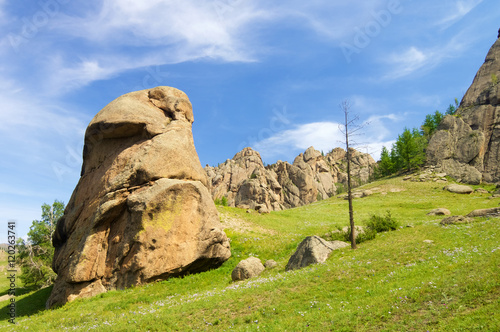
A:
427 31 500 184
205 146 376 212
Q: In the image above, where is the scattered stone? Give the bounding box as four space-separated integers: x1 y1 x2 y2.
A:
256 205 270 214
466 207 500 218
286 236 348 271
440 215 473 225
427 208 451 216
264 260 277 269
231 257 265 281
444 184 474 194
475 188 489 194
435 173 447 178
403 176 412 181
345 190 371 200
423 240 434 244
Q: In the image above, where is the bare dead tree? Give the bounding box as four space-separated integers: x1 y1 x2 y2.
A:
339 100 365 249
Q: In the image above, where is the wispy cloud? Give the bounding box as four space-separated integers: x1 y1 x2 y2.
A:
382 34 467 80
0 82 87 183
437 0 483 28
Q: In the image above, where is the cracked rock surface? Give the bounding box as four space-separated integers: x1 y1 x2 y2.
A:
427 31 500 184
48 87 231 308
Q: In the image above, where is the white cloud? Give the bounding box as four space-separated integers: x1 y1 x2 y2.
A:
53 0 268 60
437 0 483 28
43 0 403 92
252 115 398 162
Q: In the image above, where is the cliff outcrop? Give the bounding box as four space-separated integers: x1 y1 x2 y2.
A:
427 31 500 183
205 146 376 212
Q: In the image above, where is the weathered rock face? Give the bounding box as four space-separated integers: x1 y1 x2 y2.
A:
427 31 500 183
48 87 231 308
206 146 376 211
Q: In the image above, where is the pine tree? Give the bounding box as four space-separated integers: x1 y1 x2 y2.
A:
17 200 65 288
378 146 393 176
395 128 421 172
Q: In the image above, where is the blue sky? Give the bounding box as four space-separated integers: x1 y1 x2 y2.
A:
1 0 499 242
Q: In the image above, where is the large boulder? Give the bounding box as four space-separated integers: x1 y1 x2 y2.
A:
231 257 265 281
427 30 500 183
48 87 231 308
286 236 349 271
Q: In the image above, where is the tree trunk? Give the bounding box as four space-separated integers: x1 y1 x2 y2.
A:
345 111 357 250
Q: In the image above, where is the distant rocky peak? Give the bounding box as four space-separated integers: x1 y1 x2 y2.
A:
460 33 500 108
232 147 265 169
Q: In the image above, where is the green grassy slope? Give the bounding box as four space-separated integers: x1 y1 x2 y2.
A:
1 176 499 331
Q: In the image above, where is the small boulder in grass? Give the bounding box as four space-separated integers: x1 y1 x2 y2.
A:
231 257 265 281
264 260 277 269
444 184 474 194
466 207 500 218
440 215 473 225
427 208 451 216
475 188 489 194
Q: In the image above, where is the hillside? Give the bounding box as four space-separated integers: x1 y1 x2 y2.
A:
1 175 499 331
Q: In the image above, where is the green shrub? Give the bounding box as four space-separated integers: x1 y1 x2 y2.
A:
366 211 399 232
250 173 258 179
336 183 345 195
344 226 377 244
214 196 228 206
492 73 498 86
326 226 377 244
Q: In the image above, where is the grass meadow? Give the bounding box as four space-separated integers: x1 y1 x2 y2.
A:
1 176 499 331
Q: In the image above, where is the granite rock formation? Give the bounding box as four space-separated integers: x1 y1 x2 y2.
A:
48 87 231 308
205 146 376 211
427 31 500 184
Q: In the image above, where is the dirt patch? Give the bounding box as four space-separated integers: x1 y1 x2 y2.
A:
219 212 276 235
0 294 13 302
